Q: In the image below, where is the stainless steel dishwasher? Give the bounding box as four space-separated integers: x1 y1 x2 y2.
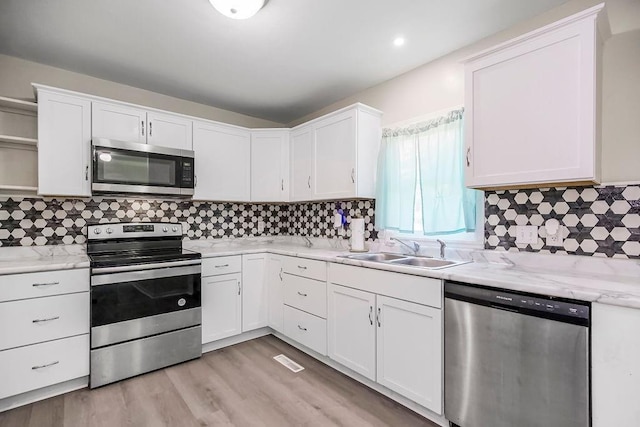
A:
444 281 590 427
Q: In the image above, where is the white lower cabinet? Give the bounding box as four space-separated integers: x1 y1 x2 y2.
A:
201 273 242 344
327 284 376 381
376 296 442 412
283 305 327 355
0 334 89 400
241 254 267 332
267 255 284 333
327 269 443 415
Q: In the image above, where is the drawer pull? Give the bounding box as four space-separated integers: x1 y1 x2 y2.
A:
215 264 229 268
297 265 307 270
297 291 308 297
32 361 59 370
297 325 307 331
32 316 60 324
32 282 60 287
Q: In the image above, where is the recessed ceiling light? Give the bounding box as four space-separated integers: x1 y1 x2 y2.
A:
209 0 265 20
393 37 405 47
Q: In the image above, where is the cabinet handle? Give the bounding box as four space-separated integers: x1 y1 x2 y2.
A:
85 165 89 181
32 281 59 287
297 291 308 297
377 307 381 327
281 179 284 191
279 267 283 281
297 265 307 270
297 325 307 331
32 316 60 324
307 176 311 189
195 175 198 187
149 121 152 136
215 264 229 268
141 120 145 136
351 168 355 183
237 281 241 295
369 306 373 325
466 147 471 167
32 361 59 370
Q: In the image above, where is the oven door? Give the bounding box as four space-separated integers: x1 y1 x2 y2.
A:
92 138 194 196
90 260 201 348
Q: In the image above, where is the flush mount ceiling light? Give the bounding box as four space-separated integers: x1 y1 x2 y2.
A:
209 0 265 19
393 36 406 47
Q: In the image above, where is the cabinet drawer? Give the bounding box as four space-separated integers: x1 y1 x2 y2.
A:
0 292 89 351
202 256 242 277
0 269 89 303
283 305 327 356
0 334 89 400
282 256 326 281
283 274 327 318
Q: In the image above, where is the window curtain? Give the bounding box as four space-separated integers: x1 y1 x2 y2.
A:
375 108 477 235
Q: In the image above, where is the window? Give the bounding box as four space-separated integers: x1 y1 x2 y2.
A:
375 108 483 246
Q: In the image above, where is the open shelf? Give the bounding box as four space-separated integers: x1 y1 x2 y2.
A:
0 134 38 146
0 96 37 113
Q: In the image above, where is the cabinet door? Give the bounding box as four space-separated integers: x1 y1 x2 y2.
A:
92 101 146 143
147 111 193 150
37 90 91 197
593 303 640 426
464 14 600 188
313 109 356 200
241 254 267 332
327 284 376 381
192 121 251 201
267 254 284 333
201 273 242 344
251 130 289 202
376 296 442 413
290 125 314 201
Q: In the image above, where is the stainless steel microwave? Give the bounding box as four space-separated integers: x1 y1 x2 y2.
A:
92 138 195 197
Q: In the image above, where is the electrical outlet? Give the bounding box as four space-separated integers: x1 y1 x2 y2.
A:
516 226 538 244
546 229 564 247
257 221 265 232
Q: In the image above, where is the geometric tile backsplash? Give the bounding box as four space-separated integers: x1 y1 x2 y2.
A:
0 197 377 247
485 184 640 259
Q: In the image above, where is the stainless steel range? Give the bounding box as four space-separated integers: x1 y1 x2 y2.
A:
88 222 202 388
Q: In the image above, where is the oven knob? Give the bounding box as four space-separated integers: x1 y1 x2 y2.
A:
162 227 168 232
93 229 101 235
106 228 113 234
172 226 178 232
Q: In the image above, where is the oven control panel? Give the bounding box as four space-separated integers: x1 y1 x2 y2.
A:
88 222 183 240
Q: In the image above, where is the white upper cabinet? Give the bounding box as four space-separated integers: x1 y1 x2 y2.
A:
192 120 251 201
290 125 314 202
463 4 609 189
36 88 92 197
146 111 193 150
92 102 146 143
291 104 382 201
93 102 192 150
251 129 290 202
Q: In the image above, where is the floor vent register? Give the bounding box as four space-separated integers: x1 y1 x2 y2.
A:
273 354 305 373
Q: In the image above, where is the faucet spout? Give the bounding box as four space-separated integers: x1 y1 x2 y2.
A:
436 239 446 259
302 236 313 248
391 237 420 255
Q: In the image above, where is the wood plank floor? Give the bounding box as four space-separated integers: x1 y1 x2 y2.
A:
0 335 439 427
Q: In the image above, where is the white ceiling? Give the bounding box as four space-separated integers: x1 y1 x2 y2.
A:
0 0 568 124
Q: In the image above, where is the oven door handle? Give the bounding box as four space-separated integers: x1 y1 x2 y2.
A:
91 264 201 287
91 259 201 275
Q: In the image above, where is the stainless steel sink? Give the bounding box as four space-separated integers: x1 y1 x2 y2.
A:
342 253 408 262
389 257 463 269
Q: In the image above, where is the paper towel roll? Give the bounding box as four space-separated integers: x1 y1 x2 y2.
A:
350 218 365 251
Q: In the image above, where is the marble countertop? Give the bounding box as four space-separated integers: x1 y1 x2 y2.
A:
1 238 639 309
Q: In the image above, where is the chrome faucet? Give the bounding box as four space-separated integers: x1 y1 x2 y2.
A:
302 236 313 248
391 237 420 255
437 239 446 259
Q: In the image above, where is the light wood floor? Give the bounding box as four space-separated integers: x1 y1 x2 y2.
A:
0 335 438 427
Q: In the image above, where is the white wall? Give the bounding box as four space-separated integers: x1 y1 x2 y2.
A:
289 0 640 183
0 54 283 128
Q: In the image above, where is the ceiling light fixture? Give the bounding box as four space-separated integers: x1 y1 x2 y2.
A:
209 0 265 20
393 37 405 47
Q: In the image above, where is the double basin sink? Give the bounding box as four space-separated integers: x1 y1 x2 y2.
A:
340 252 468 270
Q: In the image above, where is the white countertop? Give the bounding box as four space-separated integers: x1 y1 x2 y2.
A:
1 238 639 309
